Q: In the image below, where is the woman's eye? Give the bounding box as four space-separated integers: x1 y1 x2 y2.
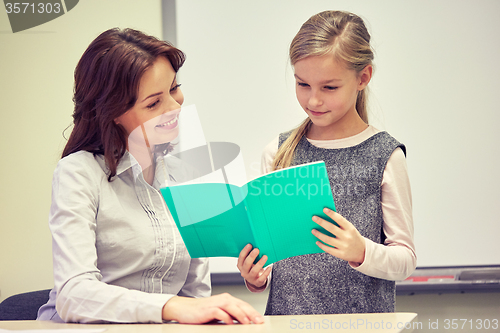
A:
170 84 182 92
325 86 338 91
297 82 309 87
147 100 160 109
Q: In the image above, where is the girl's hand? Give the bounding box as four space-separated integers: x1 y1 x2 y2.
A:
237 244 272 289
162 293 264 324
312 208 366 264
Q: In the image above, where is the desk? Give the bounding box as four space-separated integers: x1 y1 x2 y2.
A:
0 313 418 332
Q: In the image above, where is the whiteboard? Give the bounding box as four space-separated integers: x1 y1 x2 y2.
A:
170 0 500 272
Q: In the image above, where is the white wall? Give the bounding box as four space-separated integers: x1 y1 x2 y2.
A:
175 0 500 272
0 0 163 302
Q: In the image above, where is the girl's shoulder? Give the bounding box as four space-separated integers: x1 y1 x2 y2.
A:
263 135 280 155
278 130 294 146
342 129 405 158
368 130 406 157
261 136 280 174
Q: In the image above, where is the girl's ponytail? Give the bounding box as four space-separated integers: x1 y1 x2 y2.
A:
356 88 369 124
272 118 311 170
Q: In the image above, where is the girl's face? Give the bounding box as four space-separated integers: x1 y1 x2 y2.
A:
114 56 184 148
294 54 371 139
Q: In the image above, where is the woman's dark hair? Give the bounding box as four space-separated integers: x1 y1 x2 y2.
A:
62 28 185 181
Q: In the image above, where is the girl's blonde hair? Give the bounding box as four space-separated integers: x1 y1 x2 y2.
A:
272 11 374 170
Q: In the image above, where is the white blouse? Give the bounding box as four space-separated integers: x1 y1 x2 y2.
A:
37 151 210 323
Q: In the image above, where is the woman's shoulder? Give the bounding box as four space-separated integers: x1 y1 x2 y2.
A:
58 150 102 167
55 151 107 181
59 150 95 162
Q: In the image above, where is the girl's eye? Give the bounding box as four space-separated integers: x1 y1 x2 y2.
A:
325 86 338 91
297 82 309 88
147 99 160 109
170 83 182 92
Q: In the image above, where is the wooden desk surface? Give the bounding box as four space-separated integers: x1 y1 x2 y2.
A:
0 312 418 332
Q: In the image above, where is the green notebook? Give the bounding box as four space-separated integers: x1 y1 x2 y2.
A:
160 161 337 265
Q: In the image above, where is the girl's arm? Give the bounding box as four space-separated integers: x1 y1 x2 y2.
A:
263 132 416 281
237 244 272 292
349 147 416 280
311 148 416 280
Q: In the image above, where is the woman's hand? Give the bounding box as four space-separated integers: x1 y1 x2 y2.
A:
312 208 366 265
237 244 272 289
162 293 264 324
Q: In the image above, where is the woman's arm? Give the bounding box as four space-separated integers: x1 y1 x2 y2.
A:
162 293 263 324
52 153 264 324
50 153 174 323
177 258 211 298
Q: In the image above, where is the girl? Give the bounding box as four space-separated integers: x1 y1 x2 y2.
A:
238 10 416 315
37 28 263 325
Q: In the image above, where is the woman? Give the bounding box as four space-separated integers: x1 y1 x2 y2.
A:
37 28 263 325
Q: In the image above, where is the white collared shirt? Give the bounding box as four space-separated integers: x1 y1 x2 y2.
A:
37 150 210 323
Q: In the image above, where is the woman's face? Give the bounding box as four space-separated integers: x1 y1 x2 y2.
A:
114 56 184 148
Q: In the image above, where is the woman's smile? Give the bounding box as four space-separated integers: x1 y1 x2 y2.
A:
155 112 179 132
